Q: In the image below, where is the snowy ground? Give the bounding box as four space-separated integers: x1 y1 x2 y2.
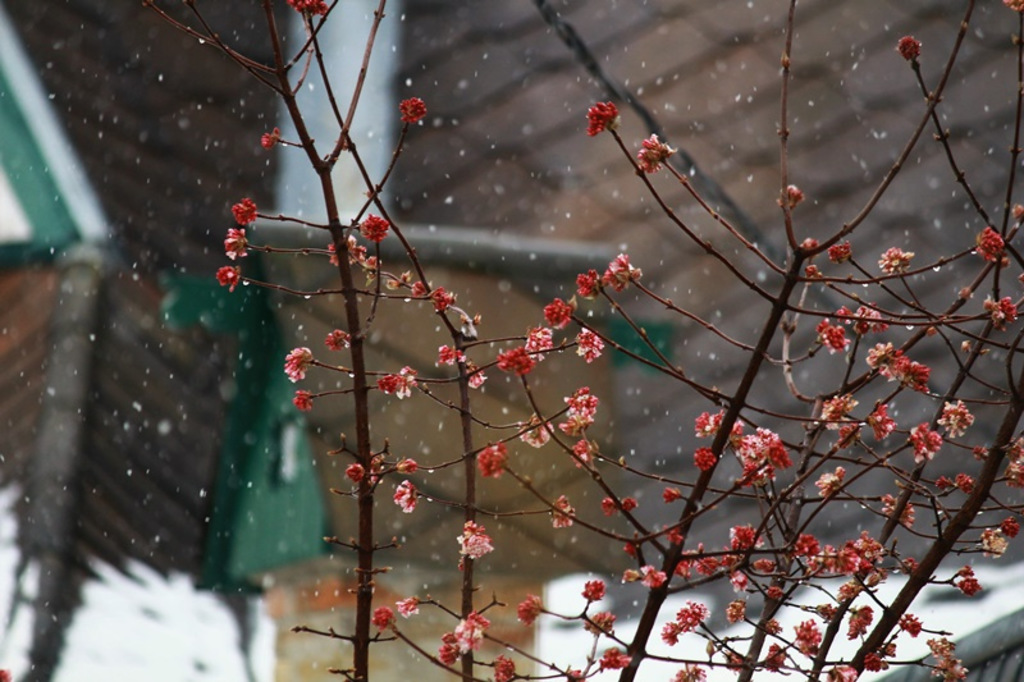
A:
2 482 1021 681
538 562 1024 681
0 487 275 681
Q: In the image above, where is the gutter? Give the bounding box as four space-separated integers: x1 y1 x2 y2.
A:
258 221 615 286
22 244 105 682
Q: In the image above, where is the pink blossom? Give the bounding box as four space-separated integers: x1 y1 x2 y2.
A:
882 494 916 528
672 664 708 682
231 198 257 225
910 423 942 463
598 647 631 671
822 394 858 429
393 480 417 513
893 355 931 392
410 281 429 298
517 594 543 625
520 416 551 448
575 328 604 363
847 605 874 639
372 606 394 631
736 428 791 485
525 326 554 360
399 97 427 124
897 36 921 61
453 612 490 653
827 666 860 682
939 400 974 438
586 102 619 136
496 347 536 375
899 613 923 637
730 524 758 551
867 403 896 440
694 446 717 471
794 619 822 656
636 134 675 173
828 241 852 263
602 253 642 292
601 497 617 516
726 600 746 624
260 127 281 149
586 611 616 635
583 579 606 601
694 411 723 438
976 226 1005 261
457 520 494 560
981 528 1008 557
224 228 248 260
324 329 350 350
292 390 313 412
867 343 930 391
836 305 888 335
576 269 600 298
560 387 599 436
431 287 455 312
436 345 464 366
815 467 846 498
785 184 805 208
359 214 390 243
794 533 820 558
544 298 575 328
287 0 328 15
377 366 418 398
662 601 709 644
328 236 366 266
816 318 850 354
396 597 419 618
477 443 507 478
928 637 967 681
467 363 487 389
985 295 1018 330
640 565 667 588
216 265 241 292
494 655 515 682
284 347 313 382
345 463 365 483
437 633 459 665
878 247 915 274
552 495 575 528
572 438 593 465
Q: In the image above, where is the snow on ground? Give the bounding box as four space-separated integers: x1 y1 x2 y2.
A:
539 561 1024 681
0 487 276 681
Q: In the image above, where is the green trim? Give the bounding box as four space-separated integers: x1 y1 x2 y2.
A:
163 262 330 592
609 317 675 370
0 64 81 266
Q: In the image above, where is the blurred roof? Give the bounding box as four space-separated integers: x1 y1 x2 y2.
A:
391 0 1023 559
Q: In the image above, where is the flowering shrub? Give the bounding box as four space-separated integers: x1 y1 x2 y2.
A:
148 3 1024 682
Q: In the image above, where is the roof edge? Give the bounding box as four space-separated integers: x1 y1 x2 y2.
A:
0 1 108 244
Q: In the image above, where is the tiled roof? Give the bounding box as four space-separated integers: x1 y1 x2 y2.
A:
4 1 282 274
0 268 57 486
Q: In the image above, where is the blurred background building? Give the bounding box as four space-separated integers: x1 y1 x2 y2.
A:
1 1 1020 680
